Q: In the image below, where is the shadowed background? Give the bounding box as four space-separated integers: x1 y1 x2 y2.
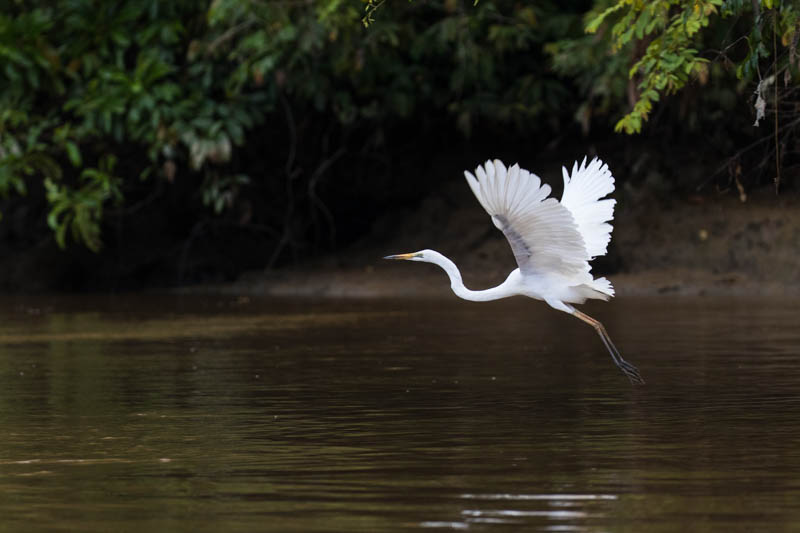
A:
1 0 798 292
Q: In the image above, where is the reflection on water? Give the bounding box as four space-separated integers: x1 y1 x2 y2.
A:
1 294 799 532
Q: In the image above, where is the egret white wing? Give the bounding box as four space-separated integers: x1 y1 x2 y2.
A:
560 157 616 259
464 159 591 279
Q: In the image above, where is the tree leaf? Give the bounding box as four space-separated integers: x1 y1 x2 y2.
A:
65 141 82 167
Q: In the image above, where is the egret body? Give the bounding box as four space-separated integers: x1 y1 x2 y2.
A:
385 158 643 384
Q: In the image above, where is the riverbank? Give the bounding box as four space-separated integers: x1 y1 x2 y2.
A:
3 158 797 296
212 187 800 298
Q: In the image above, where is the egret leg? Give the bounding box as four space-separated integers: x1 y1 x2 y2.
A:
573 310 644 385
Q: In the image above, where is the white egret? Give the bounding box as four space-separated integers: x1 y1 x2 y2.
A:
385 157 643 384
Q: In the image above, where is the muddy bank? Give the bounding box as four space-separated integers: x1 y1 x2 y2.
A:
5 154 799 297
213 178 800 298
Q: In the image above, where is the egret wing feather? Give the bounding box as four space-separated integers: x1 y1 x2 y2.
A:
464 160 591 279
560 157 616 259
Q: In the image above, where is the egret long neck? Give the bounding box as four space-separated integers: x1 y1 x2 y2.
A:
427 252 512 302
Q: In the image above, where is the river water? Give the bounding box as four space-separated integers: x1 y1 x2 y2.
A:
1 294 798 532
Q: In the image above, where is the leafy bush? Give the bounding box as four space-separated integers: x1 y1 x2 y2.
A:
1 0 797 262
568 0 800 135
0 1 264 251
1 0 590 254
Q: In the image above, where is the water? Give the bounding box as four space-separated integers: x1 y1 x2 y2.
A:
1 294 799 532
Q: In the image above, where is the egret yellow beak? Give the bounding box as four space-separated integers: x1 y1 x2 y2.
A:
383 252 420 260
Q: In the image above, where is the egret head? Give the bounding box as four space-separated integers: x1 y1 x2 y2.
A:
383 250 431 262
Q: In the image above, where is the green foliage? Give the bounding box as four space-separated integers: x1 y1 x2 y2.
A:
201 173 250 215
586 0 723 133
2 0 589 252
207 0 578 131
0 0 264 250
45 155 121 252
362 0 386 27
2 0 798 260
558 0 800 134
0 110 61 214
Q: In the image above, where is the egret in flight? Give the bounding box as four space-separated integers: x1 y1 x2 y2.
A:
385 158 643 384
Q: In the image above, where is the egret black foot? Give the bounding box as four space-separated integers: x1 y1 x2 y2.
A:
618 359 644 385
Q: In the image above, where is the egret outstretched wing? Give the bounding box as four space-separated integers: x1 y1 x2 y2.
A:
560 157 616 259
464 160 591 279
